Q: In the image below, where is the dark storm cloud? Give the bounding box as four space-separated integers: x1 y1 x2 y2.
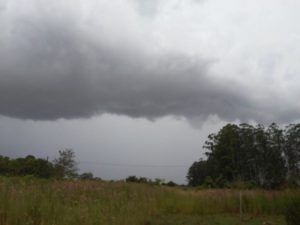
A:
0 0 299 123
0 34 250 121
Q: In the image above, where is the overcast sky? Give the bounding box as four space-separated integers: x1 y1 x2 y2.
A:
1 0 300 183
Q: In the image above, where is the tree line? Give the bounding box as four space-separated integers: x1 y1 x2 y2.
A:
0 148 178 185
125 175 177 186
187 123 300 188
0 149 82 179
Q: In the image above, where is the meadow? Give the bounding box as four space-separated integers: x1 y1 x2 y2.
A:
0 177 298 225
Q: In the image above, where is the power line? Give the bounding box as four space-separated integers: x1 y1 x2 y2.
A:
79 161 189 168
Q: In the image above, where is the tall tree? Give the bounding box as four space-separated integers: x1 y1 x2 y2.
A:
187 159 209 186
238 123 257 182
263 123 286 188
53 149 78 179
188 122 299 188
284 124 300 182
207 124 241 182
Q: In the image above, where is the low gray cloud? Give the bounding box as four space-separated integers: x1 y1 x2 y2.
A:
0 0 300 124
132 0 159 17
0 36 248 121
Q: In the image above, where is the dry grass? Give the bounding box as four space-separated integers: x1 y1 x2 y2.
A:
0 177 298 225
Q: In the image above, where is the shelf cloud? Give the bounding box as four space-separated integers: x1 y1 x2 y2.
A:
1 0 300 123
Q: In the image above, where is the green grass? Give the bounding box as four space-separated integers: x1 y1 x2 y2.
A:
0 177 298 225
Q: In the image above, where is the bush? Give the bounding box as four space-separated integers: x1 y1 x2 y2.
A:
285 198 300 225
79 172 94 180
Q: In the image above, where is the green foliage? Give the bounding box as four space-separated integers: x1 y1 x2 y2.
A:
154 178 164 185
53 149 78 179
0 149 80 179
125 176 170 186
79 172 94 180
0 155 55 178
125 175 140 183
285 124 300 181
188 123 300 188
203 176 215 188
285 198 300 225
164 181 177 187
187 159 209 186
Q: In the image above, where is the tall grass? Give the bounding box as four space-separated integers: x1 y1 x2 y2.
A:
159 188 298 216
0 177 298 225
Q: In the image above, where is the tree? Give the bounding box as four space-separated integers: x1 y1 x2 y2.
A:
164 181 177 187
79 172 94 180
263 123 286 188
205 124 241 182
187 159 209 186
53 149 78 179
284 124 300 184
0 155 55 178
125 175 139 183
238 123 257 182
0 155 11 175
188 123 299 188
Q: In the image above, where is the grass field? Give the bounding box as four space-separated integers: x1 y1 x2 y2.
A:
0 177 298 225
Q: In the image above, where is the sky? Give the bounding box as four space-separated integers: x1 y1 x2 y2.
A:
1 0 300 183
